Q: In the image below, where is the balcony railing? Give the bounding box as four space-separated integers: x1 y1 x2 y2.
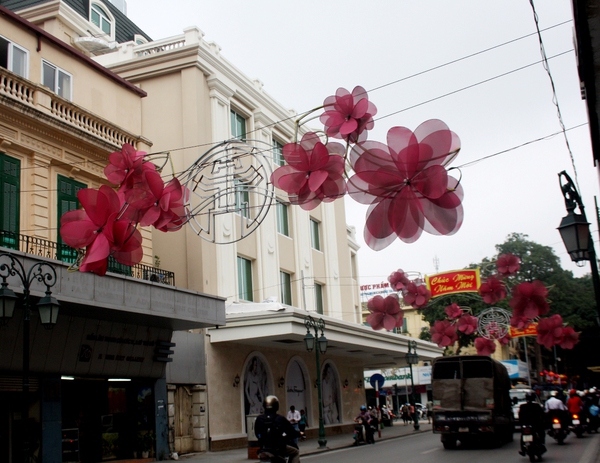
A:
0 230 175 286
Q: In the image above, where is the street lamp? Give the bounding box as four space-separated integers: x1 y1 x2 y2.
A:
0 254 60 462
405 340 420 431
557 171 600 326
304 315 327 449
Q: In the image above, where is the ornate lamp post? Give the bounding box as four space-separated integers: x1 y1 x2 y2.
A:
0 254 60 462
405 340 420 431
303 315 327 449
557 171 600 326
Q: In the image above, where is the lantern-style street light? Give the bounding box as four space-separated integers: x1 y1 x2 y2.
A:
0 254 60 462
557 171 600 326
405 340 420 431
304 315 327 449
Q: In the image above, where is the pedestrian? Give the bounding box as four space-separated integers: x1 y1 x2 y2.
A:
401 404 409 425
409 403 416 423
287 405 301 446
426 399 433 424
298 409 308 438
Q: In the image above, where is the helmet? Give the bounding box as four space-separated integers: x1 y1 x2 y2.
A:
526 392 537 402
570 389 577 396
263 395 280 414
550 390 558 397
360 405 367 411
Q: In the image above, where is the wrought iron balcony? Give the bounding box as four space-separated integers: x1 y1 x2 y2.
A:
0 230 175 286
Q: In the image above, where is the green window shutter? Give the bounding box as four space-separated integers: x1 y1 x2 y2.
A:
230 110 246 141
280 271 292 305
0 153 20 249
315 283 324 315
56 175 86 263
237 256 253 301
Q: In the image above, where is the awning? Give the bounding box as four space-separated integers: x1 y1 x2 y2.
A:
208 304 443 369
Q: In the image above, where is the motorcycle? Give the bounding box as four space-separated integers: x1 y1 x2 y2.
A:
570 413 585 438
547 415 569 444
519 425 546 462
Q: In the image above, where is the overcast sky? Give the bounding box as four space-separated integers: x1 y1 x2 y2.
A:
124 0 598 283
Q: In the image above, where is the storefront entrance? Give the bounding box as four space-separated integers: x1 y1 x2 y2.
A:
61 379 156 462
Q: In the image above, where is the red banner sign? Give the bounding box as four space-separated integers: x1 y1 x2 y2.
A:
425 268 481 298
510 323 538 338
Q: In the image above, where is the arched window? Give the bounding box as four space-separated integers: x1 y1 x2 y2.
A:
90 2 112 36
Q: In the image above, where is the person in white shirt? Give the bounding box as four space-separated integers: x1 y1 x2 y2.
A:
544 391 567 412
287 406 301 446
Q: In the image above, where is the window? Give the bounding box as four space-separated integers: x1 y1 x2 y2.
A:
91 2 112 35
237 256 253 301
314 283 324 314
276 200 289 236
0 36 28 78
230 109 246 141
273 139 284 166
280 271 292 305
42 60 72 100
0 153 20 249
401 317 408 333
234 177 250 218
56 175 86 263
310 218 321 251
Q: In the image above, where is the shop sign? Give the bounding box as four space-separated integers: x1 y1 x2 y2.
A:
426 268 481 298
509 323 538 338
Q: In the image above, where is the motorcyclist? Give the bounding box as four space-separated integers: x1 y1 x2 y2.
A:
354 405 374 444
545 390 568 428
255 395 303 463
567 389 584 414
518 392 546 456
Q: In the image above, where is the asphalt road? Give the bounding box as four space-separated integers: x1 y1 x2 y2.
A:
303 431 600 463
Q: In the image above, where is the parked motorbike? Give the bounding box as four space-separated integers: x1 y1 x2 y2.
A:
547 416 569 444
519 425 546 462
570 413 585 438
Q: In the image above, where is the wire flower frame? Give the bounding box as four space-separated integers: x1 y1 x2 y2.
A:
178 139 276 244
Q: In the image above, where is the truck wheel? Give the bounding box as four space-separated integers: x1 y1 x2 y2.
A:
442 437 457 449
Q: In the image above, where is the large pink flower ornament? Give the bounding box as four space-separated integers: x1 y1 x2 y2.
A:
444 303 463 320
320 86 377 143
271 133 347 211
457 314 478 335
559 326 579 349
366 295 404 331
478 275 506 304
388 269 411 291
496 253 521 276
104 143 155 190
536 314 565 349
60 185 143 276
402 282 431 308
510 314 531 330
509 280 549 319
347 120 463 250
431 320 458 347
474 337 496 356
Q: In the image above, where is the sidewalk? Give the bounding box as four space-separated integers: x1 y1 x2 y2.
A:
178 420 433 462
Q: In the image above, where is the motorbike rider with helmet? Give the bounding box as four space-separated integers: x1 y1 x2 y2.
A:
518 392 546 456
354 405 375 444
255 395 303 463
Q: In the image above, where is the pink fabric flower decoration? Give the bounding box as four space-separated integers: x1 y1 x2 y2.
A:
536 314 564 349
510 314 531 330
444 303 463 320
478 275 506 305
474 337 496 356
125 171 187 232
320 86 377 143
388 269 410 291
496 253 521 276
457 314 478 335
366 295 404 331
402 282 431 308
271 133 346 211
60 185 143 276
559 326 579 349
104 143 155 190
498 334 511 346
510 280 549 319
347 120 463 250
431 320 458 347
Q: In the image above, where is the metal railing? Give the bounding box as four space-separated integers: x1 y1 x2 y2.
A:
0 230 175 286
